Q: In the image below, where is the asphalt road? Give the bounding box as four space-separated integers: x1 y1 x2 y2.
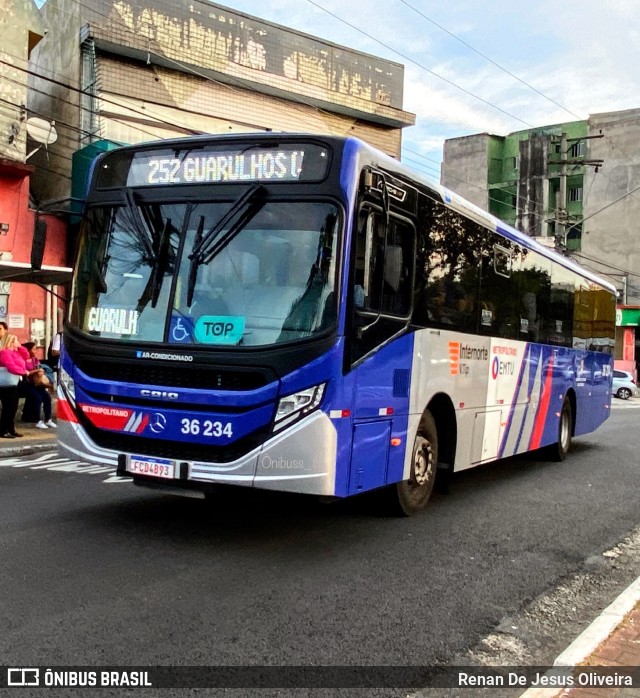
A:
1 402 639 696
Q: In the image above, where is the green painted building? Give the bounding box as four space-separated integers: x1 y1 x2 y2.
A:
442 120 591 252
443 108 640 376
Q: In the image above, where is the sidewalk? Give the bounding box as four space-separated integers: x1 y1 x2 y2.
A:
0 396 59 458
0 418 58 457
520 578 640 697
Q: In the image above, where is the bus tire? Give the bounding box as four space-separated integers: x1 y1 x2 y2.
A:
546 396 572 462
386 410 438 516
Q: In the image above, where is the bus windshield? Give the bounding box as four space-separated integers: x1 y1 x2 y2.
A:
69 197 340 347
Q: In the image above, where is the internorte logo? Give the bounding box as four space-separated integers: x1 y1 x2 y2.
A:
449 341 489 376
449 342 460 376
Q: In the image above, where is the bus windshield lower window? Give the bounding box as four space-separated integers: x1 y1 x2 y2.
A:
69 200 340 347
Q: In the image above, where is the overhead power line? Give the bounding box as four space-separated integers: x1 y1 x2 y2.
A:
302 0 533 127
397 0 584 121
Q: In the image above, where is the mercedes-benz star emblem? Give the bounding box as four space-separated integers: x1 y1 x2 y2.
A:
149 413 167 434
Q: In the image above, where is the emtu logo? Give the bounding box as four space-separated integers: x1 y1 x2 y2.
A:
449 342 460 375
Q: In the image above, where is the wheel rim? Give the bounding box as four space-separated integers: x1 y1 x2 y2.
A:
620 388 631 399
412 435 435 487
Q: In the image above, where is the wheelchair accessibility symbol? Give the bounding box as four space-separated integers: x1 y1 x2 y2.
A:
171 318 191 343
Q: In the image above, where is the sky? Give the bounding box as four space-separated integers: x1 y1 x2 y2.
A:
212 0 640 181
35 0 640 181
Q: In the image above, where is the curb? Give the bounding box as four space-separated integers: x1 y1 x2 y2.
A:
0 441 57 458
519 575 640 697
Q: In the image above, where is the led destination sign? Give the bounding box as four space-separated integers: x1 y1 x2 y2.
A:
96 144 330 188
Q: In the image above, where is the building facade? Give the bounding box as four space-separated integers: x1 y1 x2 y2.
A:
0 0 68 350
28 0 415 204
441 120 590 250
442 108 640 376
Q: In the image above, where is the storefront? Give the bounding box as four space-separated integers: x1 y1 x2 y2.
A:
615 306 640 379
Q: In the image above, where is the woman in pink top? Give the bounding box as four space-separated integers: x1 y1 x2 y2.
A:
0 334 33 438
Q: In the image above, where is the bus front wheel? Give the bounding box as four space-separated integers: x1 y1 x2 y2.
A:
388 411 439 516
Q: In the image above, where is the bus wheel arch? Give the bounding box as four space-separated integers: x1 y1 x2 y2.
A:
427 392 457 487
383 393 457 516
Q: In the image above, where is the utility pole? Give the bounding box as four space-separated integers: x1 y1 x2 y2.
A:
555 133 568 251
551 132 604 254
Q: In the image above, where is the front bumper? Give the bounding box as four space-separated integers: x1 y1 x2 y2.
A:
57 406 338 496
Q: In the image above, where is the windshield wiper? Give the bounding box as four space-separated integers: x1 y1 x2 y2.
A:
123 188 156 262
186 184 266 306
123 190 187 311
134 217 173 312
186 214 205 309
150 217 172 306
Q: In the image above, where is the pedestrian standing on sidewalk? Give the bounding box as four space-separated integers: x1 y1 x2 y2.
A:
20 342 56 430
0 334 36 439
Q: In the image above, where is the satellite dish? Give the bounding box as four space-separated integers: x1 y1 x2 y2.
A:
26 117 57 145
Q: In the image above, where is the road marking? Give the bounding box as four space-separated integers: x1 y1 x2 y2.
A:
0 452 131 483
0 453 65 466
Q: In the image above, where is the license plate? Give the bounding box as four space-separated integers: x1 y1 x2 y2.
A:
128 456 175 480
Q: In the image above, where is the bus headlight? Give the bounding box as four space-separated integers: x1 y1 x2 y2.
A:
59 366 76 405
273 383 326 432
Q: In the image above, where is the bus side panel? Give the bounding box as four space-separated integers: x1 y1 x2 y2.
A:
407 332 610 472
408 329 495 475
573 350 613 436
500 345 611 453
350 421 391 492
500 344 573 455
348 333 414 494
498 343 541 459
525 345 570 451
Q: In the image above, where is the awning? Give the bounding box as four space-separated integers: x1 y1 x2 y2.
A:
0 261 73 285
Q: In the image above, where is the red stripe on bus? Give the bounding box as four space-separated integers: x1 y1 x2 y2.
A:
529 355 555 450
56 397 78 423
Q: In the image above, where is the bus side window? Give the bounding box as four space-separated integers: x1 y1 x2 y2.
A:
353 209 370 307
478 243 521 339
354 211 414 315
381 219 414 315
350 211 415 363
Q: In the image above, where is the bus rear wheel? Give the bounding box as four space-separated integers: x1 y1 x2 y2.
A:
387 411 438 516
546 396 572 462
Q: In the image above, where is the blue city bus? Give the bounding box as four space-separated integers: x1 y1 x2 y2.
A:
57 134 617 514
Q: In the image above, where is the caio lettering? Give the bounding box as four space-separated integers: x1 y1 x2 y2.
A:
140 390 179 400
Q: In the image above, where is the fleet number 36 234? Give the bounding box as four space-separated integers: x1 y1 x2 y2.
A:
180 418 233 437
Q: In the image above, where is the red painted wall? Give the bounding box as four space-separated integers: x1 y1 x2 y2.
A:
0 170 67 354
